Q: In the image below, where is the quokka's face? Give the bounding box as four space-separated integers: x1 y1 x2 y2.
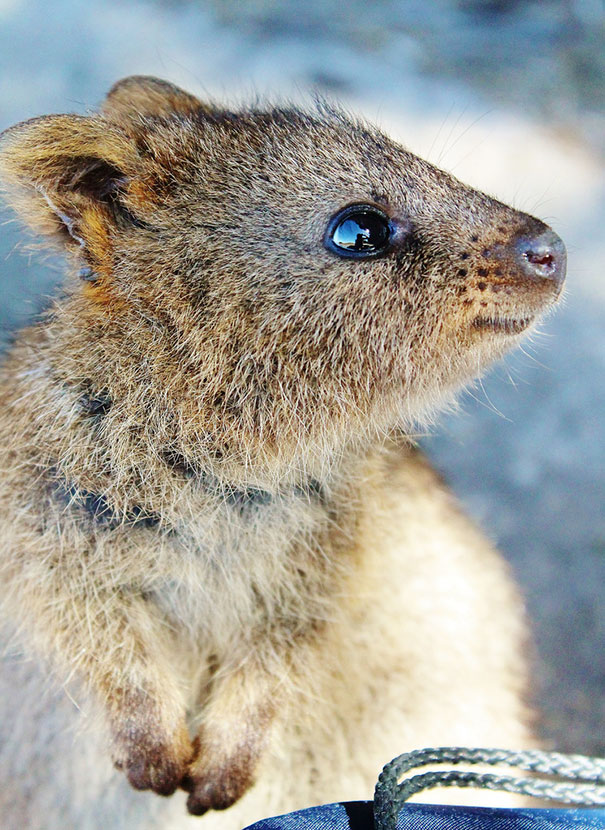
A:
0 77 566 461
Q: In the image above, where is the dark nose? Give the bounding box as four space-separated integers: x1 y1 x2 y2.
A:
514 228 567 292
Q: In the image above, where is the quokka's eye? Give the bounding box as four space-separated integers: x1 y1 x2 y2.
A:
325 205 392 259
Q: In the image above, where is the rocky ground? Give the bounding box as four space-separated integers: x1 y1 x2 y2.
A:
0 0 603 755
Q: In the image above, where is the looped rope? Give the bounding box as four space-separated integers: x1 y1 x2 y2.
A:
373 747 605 830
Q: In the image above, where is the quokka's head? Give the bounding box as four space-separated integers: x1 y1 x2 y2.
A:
0 77 565 479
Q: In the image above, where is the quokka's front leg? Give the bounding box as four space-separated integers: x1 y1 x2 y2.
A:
107 679 194 796
4 562 195 796
183 655 281 815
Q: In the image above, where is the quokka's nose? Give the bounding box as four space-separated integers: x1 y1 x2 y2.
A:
513 228 567 292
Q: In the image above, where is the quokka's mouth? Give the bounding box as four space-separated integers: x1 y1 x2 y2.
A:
472 316 534 335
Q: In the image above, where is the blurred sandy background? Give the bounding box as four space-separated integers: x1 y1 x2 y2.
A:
0 0 603 756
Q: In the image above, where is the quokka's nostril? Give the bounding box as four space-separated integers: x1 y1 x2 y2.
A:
525 251 555 269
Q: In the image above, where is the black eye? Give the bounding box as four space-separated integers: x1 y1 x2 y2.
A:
325 205 392 259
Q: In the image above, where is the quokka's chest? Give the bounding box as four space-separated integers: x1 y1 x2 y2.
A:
121 491 343 650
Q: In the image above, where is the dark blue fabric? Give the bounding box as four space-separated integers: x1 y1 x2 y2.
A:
243 802 605 830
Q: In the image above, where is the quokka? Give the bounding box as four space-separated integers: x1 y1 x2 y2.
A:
0 76 566 829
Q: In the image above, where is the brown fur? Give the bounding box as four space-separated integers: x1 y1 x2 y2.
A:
0 77 564 828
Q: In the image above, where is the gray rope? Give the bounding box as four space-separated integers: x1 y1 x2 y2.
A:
374 747 605 830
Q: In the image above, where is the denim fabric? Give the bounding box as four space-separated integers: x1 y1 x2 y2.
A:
244 801 605 830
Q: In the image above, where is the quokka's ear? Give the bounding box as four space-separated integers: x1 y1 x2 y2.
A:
102 75 211 128
0 114 142 259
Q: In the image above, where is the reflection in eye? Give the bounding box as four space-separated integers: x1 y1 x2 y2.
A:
326 206 391 258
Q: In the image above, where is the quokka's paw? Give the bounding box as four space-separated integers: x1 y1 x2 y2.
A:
182 751 256 815
112 719 195 796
